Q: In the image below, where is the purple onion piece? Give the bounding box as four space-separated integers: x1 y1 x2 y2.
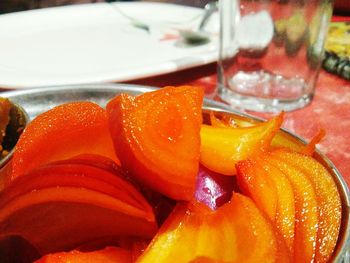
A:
195 165 235 210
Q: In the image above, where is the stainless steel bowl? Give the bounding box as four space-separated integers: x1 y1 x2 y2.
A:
1 83 349 262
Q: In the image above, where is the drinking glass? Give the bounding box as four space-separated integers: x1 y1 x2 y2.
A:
218 0 333 112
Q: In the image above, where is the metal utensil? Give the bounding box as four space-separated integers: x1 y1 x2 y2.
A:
179 1 218 45
109 1 217 45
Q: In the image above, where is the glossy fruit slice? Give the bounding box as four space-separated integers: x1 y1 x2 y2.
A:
0 188 157 255
270 149 341 263
272 129 326 156
50 154 138 194
107 86 204 200
271 132 305 153
200 113 283 175
0 160 11 192
66 153 174 227
2 161 152 214
34 246 131 263
264 153 318 263
209 111 238 128
237 158 296 254
0 162 157 255
8 102 118 185
137 193 290 263
257 158 296 254
299 129 326 156
207 111 323 155
236 159 278 220
57 153 125 176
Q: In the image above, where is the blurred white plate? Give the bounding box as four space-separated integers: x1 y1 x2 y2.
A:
0 2 219 89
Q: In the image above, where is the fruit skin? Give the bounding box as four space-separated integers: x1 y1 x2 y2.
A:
0 159 157 256
264 153 319 263
202 112 340 262
1 158 154 215
237 157 297 256
207 111 325 155
236 159 278 221
107 86 204 201
7 102 118 185
200 113 283 175
256 158 296 254
237 149 340 262
137 193 290 263
34 246 131 263
270 149 342 263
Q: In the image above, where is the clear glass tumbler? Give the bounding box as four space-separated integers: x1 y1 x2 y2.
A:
218 0 333 112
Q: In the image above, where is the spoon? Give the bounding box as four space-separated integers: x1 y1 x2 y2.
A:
178 1 218 45
108 1 217 45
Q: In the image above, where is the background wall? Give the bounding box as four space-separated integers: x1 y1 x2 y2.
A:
0 0 212 14
0 0 349 16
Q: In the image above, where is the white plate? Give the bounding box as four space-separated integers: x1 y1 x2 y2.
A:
0 2 219 89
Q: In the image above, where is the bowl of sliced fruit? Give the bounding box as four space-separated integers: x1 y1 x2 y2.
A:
0 84 348 263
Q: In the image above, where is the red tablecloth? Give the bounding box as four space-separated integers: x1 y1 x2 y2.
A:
128 63 350 188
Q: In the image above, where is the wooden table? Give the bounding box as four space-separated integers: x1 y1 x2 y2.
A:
128 62 350 187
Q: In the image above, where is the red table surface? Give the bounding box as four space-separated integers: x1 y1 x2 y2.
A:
128 62 350 188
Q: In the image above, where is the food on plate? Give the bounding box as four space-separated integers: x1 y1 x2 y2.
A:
107 86 203 201
238 156 317 262
34 246 131 263
200 112 283 175
269 150 342 263
0 86 343 262
7 101 118 185
236 159 280 223
237 158 295 253
323 21 350 80
207 111 324 156
137 193 290 263
0 97 26 163
195 165 235 210
0 98 11 153
0 155 157 257
237 149 341 263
